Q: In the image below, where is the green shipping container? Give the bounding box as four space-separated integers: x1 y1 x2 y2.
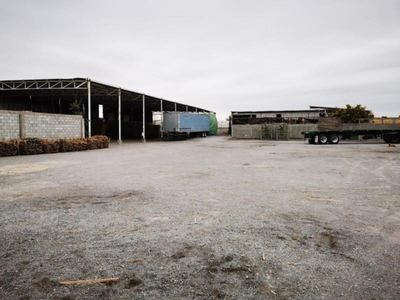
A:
209 113 218 135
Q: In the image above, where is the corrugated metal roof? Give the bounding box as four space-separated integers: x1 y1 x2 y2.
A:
0 77 213 113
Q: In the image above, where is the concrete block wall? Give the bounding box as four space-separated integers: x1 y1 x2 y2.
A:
0 110 20 141
232 124 263 139
290 124 319 138
0 110 83 141
232 124 319 140
23 112 82 139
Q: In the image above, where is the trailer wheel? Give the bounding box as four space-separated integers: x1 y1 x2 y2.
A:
318 134 328 144
390 134 400 143
385 133 400 144
329 134 340 144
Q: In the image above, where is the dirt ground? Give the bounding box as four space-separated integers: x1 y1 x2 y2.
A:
0 136 399 300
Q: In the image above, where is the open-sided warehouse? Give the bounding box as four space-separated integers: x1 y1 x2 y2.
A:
0 78 213 142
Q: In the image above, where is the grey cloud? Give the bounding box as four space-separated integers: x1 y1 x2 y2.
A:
1 0 399 119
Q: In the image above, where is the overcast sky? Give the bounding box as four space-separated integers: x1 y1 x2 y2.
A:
1 0 399 119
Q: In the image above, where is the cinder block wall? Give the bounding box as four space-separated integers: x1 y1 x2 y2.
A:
232 124 319 139
0 110 83 141
0 110 20 140
232 124 263 139
290 124 319 138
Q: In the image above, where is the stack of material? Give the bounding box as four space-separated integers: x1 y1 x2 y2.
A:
92 135 110 148
0 135 110 157
18 138 43 155
318 117 342 131
72 139 88 151
42 139 60 154
0 141 19 157
87 138 99 150
59 139 74 152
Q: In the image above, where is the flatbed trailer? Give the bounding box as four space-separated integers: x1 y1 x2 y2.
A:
302 129 400 144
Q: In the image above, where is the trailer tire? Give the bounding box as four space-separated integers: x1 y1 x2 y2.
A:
390 134 400 143
384 133 399 144
318 134 329 144
329 134 340 144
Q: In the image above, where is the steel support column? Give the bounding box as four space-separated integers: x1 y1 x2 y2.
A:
230 112 233 137
88 80 91 137
186 105 188 112
160 99 163 138
175 102 177 112
142 94 146 142
118 88 122 144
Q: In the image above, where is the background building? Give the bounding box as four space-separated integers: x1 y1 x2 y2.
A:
231 109 327 140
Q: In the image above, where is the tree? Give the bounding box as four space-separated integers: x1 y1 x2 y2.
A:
69 98 83 116
332 104 374 123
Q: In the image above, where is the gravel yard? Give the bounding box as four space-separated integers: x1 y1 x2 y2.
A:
0 136 399 300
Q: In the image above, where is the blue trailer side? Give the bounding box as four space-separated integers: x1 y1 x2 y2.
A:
179 113 210 133
163 112 210 135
